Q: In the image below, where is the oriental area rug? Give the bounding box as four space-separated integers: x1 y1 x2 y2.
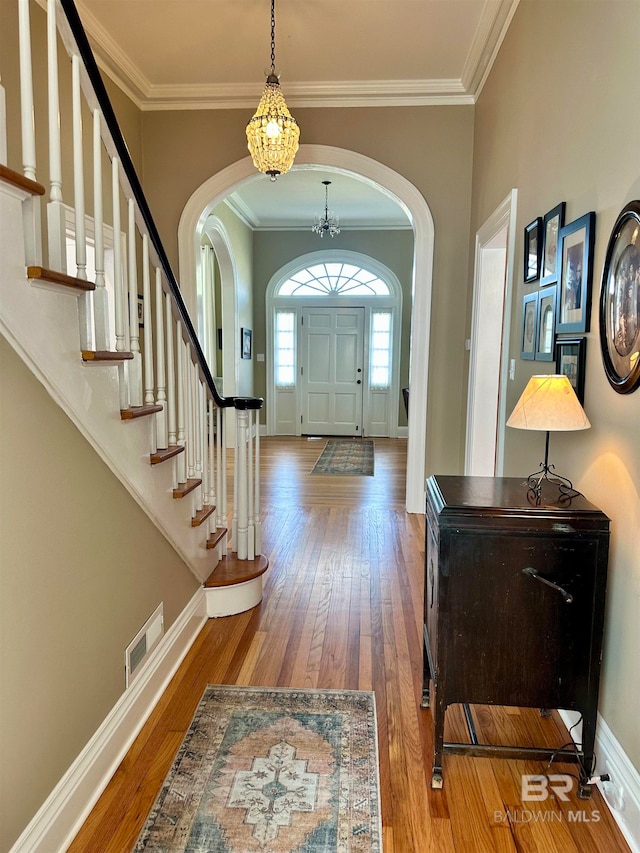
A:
310 440 375 476
134 685 382 853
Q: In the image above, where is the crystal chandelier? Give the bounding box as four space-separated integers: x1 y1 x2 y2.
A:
246 0 300 181
312 181 341 238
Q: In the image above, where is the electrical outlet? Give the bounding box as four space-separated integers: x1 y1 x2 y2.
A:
601 762 624 811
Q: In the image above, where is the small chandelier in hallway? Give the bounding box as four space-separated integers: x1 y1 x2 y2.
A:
312 181 341 238
246 0 300 181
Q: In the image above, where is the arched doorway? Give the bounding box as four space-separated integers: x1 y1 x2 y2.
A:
178 145 435 513
266 250 403 437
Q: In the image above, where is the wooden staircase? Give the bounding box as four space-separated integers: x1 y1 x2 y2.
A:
0 157 268 616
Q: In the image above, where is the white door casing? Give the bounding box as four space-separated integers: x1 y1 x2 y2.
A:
465 189 518 476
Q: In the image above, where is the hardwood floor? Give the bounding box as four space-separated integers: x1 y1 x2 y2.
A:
68 437 630 852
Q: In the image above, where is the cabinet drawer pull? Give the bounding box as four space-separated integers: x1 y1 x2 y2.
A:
522 567 574 603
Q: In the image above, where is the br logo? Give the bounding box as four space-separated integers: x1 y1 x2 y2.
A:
521 774 574 802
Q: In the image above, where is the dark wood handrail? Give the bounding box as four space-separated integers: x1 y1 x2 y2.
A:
58 0 262 411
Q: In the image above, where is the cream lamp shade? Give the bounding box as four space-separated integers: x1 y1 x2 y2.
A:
507 374 591 432
507 374 590 498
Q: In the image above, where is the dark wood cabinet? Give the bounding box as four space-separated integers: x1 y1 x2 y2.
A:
422 475 610 796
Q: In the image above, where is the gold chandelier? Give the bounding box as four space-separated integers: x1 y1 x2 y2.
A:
246 0 300 181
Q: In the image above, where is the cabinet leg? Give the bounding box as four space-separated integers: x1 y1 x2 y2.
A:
539 708 552 718
431 767 443 789
431 689 445 790
577 782 593 800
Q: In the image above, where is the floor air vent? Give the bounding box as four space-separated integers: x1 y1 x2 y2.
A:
125 603 164 687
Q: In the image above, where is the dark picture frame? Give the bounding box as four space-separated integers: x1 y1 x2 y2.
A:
541 202 566 285
137 295 144 327
520 291 538 360
524 217 543 282
556 336 587 405
599 199 640 394
241 327 252 359
535 284 557 361
557 211 596 334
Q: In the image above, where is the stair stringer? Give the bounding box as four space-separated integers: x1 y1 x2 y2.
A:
0 182 217 584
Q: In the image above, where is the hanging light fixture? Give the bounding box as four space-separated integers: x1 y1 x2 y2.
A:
246 0 300 181
312 180 341 238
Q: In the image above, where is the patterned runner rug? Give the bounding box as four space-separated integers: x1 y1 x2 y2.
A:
134 686 382 852
311 440 375 476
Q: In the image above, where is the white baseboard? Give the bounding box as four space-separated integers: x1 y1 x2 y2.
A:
9 589 208 853
559 710 640 853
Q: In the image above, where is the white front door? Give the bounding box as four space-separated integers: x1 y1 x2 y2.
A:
300 307 364 436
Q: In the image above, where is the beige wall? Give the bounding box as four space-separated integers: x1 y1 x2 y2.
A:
141 105 475 473
0 338 199 851
252 229 414 427
471 0 640 770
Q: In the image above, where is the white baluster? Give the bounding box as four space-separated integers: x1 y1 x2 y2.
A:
186 353 195 480
176 324 186 485
128 200 143 406
200 385 209 512
166 293 176 447
247 410 255 560
155 268 167 449
194 371 203 509
142 235 153 400
112 158 125 354
207 398 216 533
45 0 67 270
232 411 238 553
216 407 224 535
142 237 155 452
72 56 86 279
18 0 42 265
47 0 62 203
18 0 36 182
235 408 248 560
254 415 261 555
72 55 92 350
93 110 109 351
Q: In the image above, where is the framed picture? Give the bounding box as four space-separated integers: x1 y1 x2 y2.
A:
599 199 640 394
556 336 587 404
520 291 538 360
137 295 144 327
524 217 543 282
557 211 595 334
241 327 252 359
535 284 557 361
541 202 566 285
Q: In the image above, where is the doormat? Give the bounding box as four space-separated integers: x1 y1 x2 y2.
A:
311 439 375 476
134 685 382 852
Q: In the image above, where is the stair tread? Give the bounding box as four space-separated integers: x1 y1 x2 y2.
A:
150 445 184 465
192 504 215 527
27 266 94 292
173 478 202 499
206 527 228 549
204 553 269 588
121 405 163 420
82 350 134 362
0 163 45 196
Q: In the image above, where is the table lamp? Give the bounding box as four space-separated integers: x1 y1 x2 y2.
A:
506 374 590 498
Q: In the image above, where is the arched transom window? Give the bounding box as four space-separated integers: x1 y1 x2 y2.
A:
278 262 390 297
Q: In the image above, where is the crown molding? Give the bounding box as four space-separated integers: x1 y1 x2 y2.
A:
224 193 260 229
134 79 474 111
69 0 519 111
462 0 521 97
